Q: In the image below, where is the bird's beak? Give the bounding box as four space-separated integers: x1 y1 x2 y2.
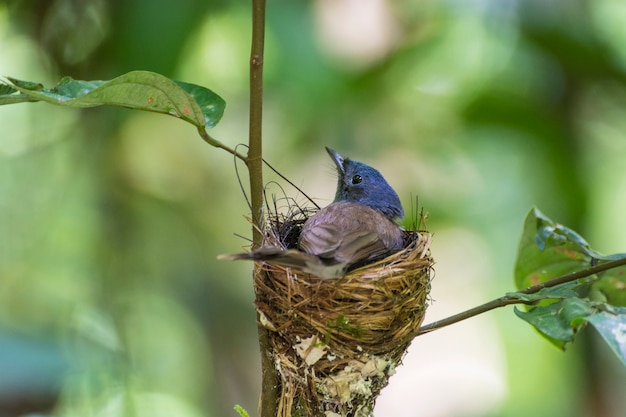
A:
325 147 345 175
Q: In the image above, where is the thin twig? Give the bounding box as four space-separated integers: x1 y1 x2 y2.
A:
229 142 321 210
233 144 253 214
417 256 626 335
262 158 321 209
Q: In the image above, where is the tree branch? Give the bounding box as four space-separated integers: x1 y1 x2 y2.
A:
248 2 279 417
417 256 626 335
249 0 265 249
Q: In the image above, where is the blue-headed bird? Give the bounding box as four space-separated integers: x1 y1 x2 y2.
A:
220 147 404 279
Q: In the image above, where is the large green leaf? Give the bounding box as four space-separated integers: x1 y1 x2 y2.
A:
0 71 225 129
514 208 595 290
513 207 626 365
515 299 626 365
586 307 626 365
515 208 626 305
514 298 595 349
591 256 626 306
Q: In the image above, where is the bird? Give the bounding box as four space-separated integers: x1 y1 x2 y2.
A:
219 147 405 279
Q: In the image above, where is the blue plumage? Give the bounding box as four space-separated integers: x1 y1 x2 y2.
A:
220 147 405 278
326 147 404 220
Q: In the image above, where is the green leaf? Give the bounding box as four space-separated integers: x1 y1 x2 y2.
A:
8 78 44 90
0 83 17 95
1 71 225 129
515 292 626 364
0 81 33 104
514 208 626 307
506 281 580 303
514 297 596 349
175 80 225 128
591 256 626 307
586 307 626 366
233 405 250 417
514 208 595 290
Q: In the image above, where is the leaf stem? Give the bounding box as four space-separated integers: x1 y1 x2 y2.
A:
197 128 247 161
417 256 626 335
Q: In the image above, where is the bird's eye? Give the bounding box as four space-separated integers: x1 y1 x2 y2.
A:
351 175 362 184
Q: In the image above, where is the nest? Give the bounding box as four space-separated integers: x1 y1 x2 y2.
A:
254 203 434 417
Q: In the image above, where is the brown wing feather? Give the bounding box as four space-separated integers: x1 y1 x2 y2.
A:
298 201 403 265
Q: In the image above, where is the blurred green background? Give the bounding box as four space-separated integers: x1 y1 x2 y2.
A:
1 1 626 416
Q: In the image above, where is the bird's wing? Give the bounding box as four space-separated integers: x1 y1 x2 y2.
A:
299 223 390 265
298 202 404 267
298 223 343 258
336 230 391 264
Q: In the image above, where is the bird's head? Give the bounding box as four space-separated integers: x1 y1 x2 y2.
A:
326 147 404 221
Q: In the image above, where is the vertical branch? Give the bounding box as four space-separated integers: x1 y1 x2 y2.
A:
249 1 279 417
248 0 265 249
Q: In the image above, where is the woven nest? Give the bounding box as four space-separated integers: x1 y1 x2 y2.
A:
254 203 434 417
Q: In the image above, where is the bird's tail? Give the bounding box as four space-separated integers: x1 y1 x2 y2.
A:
218 247 345 279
